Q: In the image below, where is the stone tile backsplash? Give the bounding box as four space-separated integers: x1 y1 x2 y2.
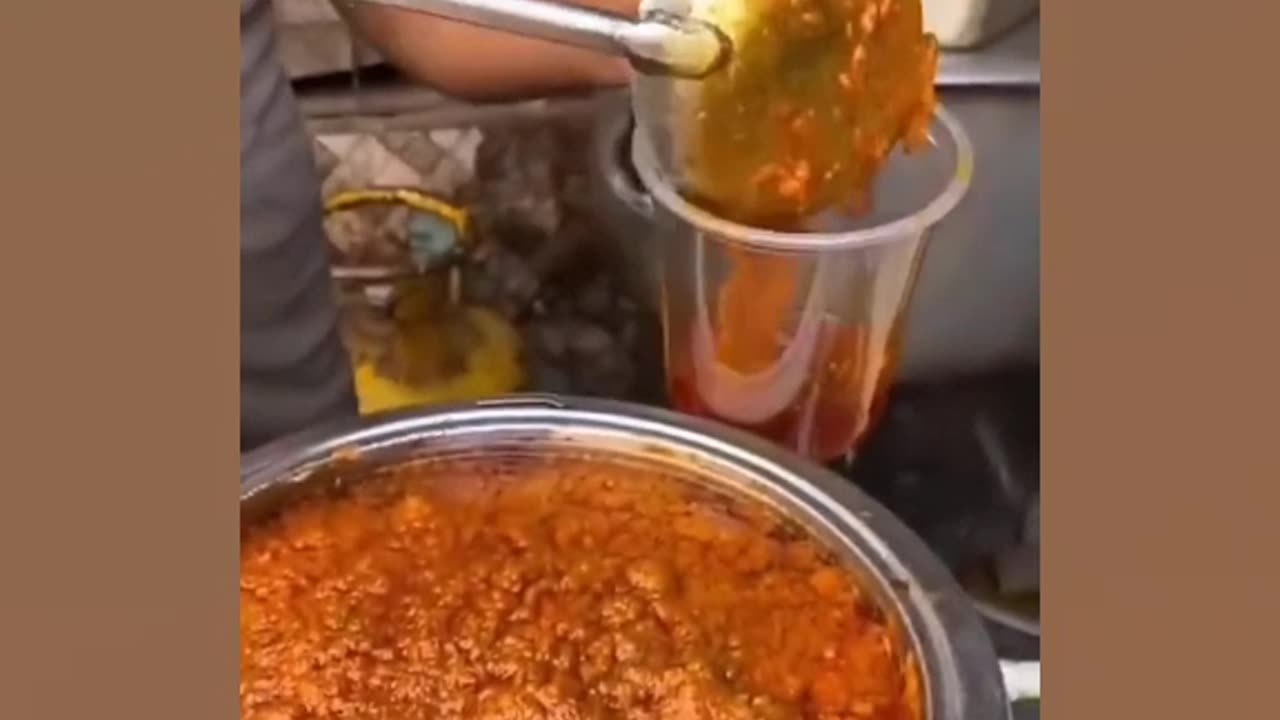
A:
312 127 483 199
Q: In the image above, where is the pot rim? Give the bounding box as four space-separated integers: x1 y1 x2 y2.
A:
242 394 1010 720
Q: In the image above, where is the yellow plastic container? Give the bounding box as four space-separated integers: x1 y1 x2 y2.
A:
325 188 524 414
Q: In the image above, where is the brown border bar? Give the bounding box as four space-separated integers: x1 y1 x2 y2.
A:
0 1 239 717
0 1 1276 718
1043 2 1280 719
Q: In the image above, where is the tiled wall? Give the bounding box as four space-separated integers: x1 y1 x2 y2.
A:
314 127 484 200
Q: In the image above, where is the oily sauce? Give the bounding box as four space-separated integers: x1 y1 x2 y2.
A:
241 455 923 720
670 317 906 461
668 0 938 458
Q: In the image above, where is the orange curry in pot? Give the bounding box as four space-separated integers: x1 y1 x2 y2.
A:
241 455 924 720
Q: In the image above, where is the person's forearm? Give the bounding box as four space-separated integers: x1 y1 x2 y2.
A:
334 1 636 101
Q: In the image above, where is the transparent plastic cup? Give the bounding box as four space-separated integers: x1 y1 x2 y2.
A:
630 106 974 462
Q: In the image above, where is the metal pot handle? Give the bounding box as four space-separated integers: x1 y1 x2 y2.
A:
608 165 655 219
473 393 570 409
1000 659 1041 703
600 116 655 219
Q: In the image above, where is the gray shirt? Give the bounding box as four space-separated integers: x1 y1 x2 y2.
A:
241 0 355 449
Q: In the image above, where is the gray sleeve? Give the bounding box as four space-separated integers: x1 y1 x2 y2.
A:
240 0 356 449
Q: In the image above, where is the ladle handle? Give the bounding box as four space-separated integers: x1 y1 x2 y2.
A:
351 0 729 78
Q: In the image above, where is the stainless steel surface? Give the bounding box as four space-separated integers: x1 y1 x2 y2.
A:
938 13 1040 87
243 395 1015 720
879 14 1041 379
354 0 730 78
897 88 1039 381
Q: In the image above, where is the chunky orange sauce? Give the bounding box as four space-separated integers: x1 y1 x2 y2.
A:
689 0 937 223
241 455 922 720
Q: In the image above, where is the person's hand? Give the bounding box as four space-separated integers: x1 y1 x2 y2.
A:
585 55 633 88
340 0 641 100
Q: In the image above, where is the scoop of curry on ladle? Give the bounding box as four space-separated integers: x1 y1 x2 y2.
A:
685 0 938 225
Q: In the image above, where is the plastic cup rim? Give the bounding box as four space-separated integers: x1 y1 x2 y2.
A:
630 104 975 253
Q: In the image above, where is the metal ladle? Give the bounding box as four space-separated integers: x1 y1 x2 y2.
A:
352 0 732 79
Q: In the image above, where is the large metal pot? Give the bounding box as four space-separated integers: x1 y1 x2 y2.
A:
242 394 1032 718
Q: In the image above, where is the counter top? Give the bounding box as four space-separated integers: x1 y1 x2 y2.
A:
938 14 1040 88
